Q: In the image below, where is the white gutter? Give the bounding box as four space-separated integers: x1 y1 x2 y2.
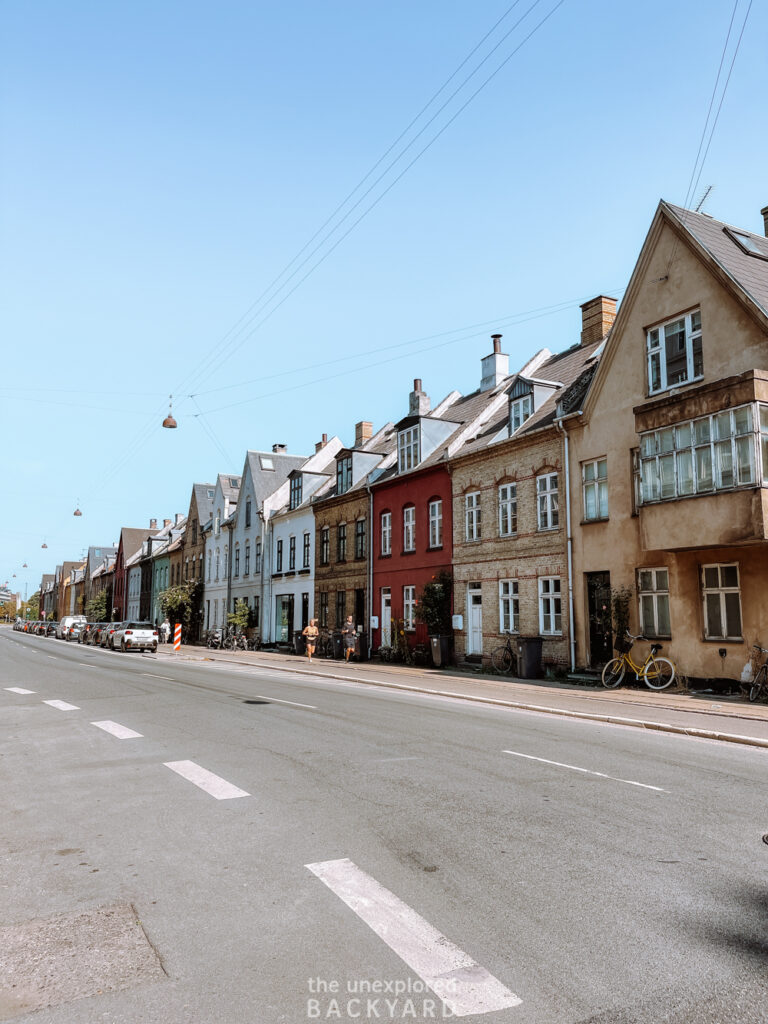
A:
366 482 374 659
555 411 582 673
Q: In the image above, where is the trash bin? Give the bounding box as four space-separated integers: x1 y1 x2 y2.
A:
517 636 544 679
332 631 344 660
293 632 306 656
354 632 369 661
430 635 451 667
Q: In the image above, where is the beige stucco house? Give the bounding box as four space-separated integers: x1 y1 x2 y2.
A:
565 200 768 681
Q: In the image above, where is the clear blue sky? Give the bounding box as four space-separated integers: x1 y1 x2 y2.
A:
2 0 766 598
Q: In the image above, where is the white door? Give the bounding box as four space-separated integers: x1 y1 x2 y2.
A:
381 588 391 646
467 584 483 655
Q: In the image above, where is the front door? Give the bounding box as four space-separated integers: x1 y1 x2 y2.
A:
301 592 309 630
467 583 483 655
381 588 391 647
275 595 294 642
586 571 612 666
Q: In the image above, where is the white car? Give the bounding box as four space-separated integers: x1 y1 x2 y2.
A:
112 621 158 653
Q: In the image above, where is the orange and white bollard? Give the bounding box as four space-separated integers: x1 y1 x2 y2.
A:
174 623 181 652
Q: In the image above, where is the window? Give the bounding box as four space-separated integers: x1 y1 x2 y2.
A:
638 568 670 638
336 590 346 627
290 476 303 510
639 405 755 503
320 527 330 565
380 512 392 556
289 536 296 571
191 519 198 544
583 459 608 520
276 539 283 572
403 506 415 552
354 519 366 559
245 500 251 528
319 592 328 628
337 523 347 562
647 309 702 393
223 550 228 578
403 585 416 630
428 500 443 548
702 563 742 640
215 551 220 580
398 425 420 472
759 406 768 484
255 539 262 574
539 577 562 634
499 580 519 633
498 483 517 537
215 514 221 536
465 491 481 541
234 547 240 577
184 558 189 580
252 596 260 628
207 551 212 581
259 456 274 470
510 394 533 434
303 532 311 568
244 543 250 576
537 473 559 530
337 456 353 495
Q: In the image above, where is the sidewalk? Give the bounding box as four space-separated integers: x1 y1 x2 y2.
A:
154 643 768 750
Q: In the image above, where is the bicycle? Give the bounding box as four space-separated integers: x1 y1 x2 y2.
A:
491 634 519 676
748 644 768 703
601 631 676 691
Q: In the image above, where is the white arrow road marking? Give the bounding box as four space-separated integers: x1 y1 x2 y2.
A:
91 720 143 739
503 750 668 792
253 695 317 709
43 700 80 711
163 760 249 800
305 858 521 1017
5 687 36 694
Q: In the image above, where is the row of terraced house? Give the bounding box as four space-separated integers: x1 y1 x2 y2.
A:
39 200 768 682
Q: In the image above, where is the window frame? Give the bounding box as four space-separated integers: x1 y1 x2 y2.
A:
403 505 415 552
244 542 250 576
319 591 328 628
536 473 559 531
337 522 347 562
354 519 366 560
403 585 416 630
398 425 420 473
289 476 303 510
582 458 608 521
637 567 671 638
275 539 283 573
380 511 392 556
647 309 703 394
701 562 742 640
428 499 443 549
288 536 296 571
498 483 517 537
320 526 330 565
245 500 251 528
538 576 562 635
234 546 240 578
303 531 311 569
509 394 533 434
499 579 519 634
465 491 481 542
336 455 353 495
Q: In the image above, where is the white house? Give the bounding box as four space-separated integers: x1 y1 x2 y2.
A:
126 551 142 621
264 436 343 643
229 446 308 637
202 473 241 631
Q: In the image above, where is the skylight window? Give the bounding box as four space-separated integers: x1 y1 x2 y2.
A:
259 456 274 470
724 227 768 261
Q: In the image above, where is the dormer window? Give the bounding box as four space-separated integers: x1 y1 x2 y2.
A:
510 394 533 434
290 476 303 510
647 310 702 394
398 425 420 472
337 455 353 495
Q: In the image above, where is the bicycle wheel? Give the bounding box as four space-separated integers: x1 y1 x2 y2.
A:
643 656 675 691
491 645 514 674
601 657 626 688
749 667 766 703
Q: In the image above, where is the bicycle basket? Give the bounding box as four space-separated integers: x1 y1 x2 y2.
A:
614 636 632 654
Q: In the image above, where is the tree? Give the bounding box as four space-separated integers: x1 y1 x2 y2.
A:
227 599 250 632
86 590 108 622
415 571 453 635
25 592 40 619
159 579 202 632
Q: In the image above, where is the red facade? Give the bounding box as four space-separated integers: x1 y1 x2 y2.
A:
371 465 453 649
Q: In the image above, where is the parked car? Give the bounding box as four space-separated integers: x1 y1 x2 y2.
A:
45 622 58 637
80 623 98 644
56 615 87 640
100 623 123 649
89 623 107 645
112 621 158 653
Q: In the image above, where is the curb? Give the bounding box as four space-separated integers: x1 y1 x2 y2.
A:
159 650 768 751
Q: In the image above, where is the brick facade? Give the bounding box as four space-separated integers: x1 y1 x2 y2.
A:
314 490 370 634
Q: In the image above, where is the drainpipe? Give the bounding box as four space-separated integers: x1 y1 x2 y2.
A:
225 520 233 622
366 483 373 659
555 412 582 673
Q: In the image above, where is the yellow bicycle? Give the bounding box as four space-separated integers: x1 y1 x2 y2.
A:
601 631 676 691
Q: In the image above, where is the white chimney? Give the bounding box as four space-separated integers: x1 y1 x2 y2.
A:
175 513 183 525
480 334 509 391
408 379 430 417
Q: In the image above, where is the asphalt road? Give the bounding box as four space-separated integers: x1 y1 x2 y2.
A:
2 627 768 1024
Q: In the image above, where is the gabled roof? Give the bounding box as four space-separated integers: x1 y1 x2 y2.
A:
118 527 160 562
191 483 216 523
313 423 398 502
242 450 307 508
217 474 241 504
664 202 768 317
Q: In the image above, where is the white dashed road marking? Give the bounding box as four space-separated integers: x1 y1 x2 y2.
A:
163 760 249 800
503 750 668 792
91 720 143 739
306 858 522 1017
254 695 317 709
43 700 80 711
5 687 36 694
143 674 174 681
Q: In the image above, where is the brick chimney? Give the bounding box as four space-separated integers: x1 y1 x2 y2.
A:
354 421 373 448
314 433 328 453
480 333 509 391
580 296 617 346
761 204 768 237
149 519 157 529
408 379 430 417
163 518 172 528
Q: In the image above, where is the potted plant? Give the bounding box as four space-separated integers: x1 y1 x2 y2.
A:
415 571 453 667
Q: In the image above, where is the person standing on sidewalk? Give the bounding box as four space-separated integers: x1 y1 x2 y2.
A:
342 615 356 662
302 618 319 661
161 618 171 644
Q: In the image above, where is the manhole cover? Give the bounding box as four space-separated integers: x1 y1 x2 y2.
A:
0 902 166 1020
